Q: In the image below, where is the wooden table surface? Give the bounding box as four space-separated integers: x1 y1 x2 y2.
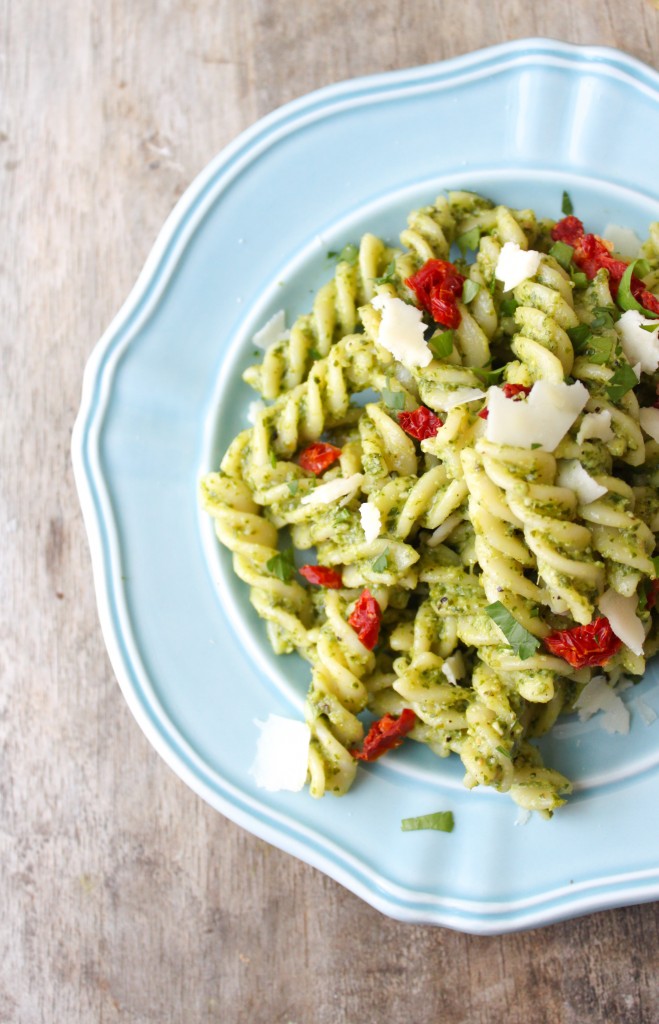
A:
3 2 659 1021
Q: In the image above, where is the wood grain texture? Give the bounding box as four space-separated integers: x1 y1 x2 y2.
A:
2 1 659 1021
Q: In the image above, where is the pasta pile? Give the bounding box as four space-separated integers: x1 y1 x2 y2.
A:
201 191 659 815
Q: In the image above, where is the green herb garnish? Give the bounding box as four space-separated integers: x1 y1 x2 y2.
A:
571 270 588 289
371 547 390 573
485 601 541 660
652 555 659 577
640 323 659 333
567 324 594 354
549 241 574 271
531 443 542 449
473 365 506 386
401 811 454 833
429 329 454 359
287 480 299 495
457 227 481 255
328 242 359 265
266 548 295 582
382 387 406 411
334 508 351 523
605 363 638 402
585 336 614 365
269 450 277 468
462 279 481 304
617 261 659 319
373 259 397 285
496 745 512 760
309 347 322 361
561 191 574 216
500 297 519 317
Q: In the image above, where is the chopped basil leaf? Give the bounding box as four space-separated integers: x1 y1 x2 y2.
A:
605 363 638 402
485 601 541 660
382 387 406 410
640 323 659 334
571 270 588 289
329 242 359 265
462 278 481 304
638 582 648 614
652 555 659 577
585 336 614 365
549 241 574 271
457 227 481 255
500 297 519 317
269 450 277 468
287 480 299 495
371 547 390 573
617 261 659 319
634 258 652 279
531 443 542 449
401 811 454 833
561 191 574 215
496 745 512 760
473 365 506 386
309 347 322 360
266 548 295 582
429 329 454 359
334 508 351 523
567 323 593 351
488 275 497 295
373 259 397 285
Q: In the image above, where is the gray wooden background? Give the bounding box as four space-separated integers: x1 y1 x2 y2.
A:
3 2 659 1021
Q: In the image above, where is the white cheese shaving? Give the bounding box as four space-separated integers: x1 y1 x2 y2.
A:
495 242 542 292
247 399 266 425
598 589 645 656
632 696 657 726
576 410 614 446
485 380 588 451
639 406 659 443
574 676 630 734
250 715 311 792
359 502 381 543
442 651 466 686
252 309 288 351
556 460 607 505
300 472 363 506
514 808 531 827
427 512 463 547
615 310 659 373
371 293 431 368
433 387 485 412
602 223 642 259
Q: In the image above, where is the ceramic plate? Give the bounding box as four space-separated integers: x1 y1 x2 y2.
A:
73 39 659 933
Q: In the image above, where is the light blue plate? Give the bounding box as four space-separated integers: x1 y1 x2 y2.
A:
73 39 659 933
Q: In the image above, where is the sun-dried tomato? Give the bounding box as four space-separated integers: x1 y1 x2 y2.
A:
551 218 659 314
398 406 443 440
299 564 343 588
298 442 342 475
502 383 532 400
348 589 382 650
405 259 466 329
478 408 489 419
647 580 659 610
544 617 622 668
351 709 417 762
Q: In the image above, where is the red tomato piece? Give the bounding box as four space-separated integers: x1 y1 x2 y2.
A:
477 408 489 419
647 580 659 611
552 217 659 311
502 383 532 400
351 709 417 762
544 617 622 668
398 406 443 440
298 564 343 589
348 589 382 650
405 259 465 329
298 442 342 475
551 215 586 247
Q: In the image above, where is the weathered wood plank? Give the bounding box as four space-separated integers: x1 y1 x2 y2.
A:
1 0 658 1021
